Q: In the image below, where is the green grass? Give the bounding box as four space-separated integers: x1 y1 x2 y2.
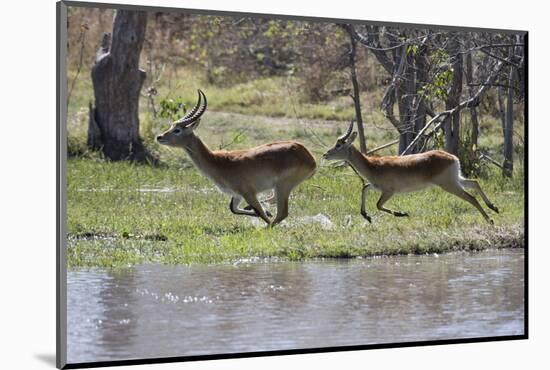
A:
67 140 524 268
67 157 524 268
66 67 525 268
67 65 523 163
66 66 388 156
67 66 365 122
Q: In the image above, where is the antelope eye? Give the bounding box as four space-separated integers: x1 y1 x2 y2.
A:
335 143 342 148
173 127 182 135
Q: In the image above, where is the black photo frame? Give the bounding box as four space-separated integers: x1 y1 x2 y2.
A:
57 1 528 368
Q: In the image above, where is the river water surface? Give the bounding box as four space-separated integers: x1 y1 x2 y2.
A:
67 249 524 363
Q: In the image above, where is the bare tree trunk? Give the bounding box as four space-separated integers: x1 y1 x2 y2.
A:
353 26 416 154
87 101 101 149
412 48 428 153
465 52 479 148
497 86 506 136
397 48 416 154
502 35 524 177
345 25 367 153
89 10 152 162
384 41 414 155
503 65 515 177
444 35 463 155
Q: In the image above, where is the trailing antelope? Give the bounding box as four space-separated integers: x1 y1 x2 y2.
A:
156 90 317 227
322 121 499 224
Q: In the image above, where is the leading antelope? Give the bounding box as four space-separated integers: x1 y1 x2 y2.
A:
322 121 499 223
156 90 317 227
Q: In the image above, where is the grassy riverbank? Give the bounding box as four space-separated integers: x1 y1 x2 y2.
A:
66 111 524 268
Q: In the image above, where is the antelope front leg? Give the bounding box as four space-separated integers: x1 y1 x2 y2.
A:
242 191 274 217
242 206 273 218
360 183 372 223
242 193 272 226
376 192 409 217
229 196 257 217
243 203 273 218
229 196 273 218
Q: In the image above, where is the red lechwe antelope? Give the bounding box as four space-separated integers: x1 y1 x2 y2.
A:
322 121 499 223
156 90 317 227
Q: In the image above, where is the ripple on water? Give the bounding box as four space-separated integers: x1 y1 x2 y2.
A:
67 249 525 363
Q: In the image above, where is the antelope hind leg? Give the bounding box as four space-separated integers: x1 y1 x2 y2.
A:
460 178 499 213
376 192 409 217
439 184 493 224
270 186 291 227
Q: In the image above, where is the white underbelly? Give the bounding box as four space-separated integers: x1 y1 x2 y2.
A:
397 182 432 193
210 176 274 196
191 159 276 196
370 177 432 193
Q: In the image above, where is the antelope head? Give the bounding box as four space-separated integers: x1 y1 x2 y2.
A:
322 120 358 161
156 89 207 147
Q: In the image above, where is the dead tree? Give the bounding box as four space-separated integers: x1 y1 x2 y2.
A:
412 46 429 153
502 62 515 177
351 25 433 154
402 59 506 156
497 86 506 136
380 32 418 154
89 10 151 161
444 34 463 155
465 51 480 149
342 24 367 153
503 41 519 178
395 43 417 153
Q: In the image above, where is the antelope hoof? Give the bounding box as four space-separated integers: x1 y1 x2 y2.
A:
489 204 500 213
488 218 495 225
394 212 409 217
360 211 372 223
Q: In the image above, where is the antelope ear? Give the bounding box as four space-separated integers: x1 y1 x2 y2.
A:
189 118 202 131
346 131 358 144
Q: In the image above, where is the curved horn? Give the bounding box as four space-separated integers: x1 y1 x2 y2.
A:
338 120 354 141
175 90 202 125
192 89 208 120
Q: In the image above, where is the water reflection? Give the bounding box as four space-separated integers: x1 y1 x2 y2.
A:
67 250 524 363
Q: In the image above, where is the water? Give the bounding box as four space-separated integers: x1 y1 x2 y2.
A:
67 249 524 363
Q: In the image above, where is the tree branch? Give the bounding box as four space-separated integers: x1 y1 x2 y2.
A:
366 139 400 155
401 60 505 155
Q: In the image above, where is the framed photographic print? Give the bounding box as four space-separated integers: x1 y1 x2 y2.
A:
57 0 527 368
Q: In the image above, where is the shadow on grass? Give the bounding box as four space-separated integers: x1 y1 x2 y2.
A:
202 224 260 236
